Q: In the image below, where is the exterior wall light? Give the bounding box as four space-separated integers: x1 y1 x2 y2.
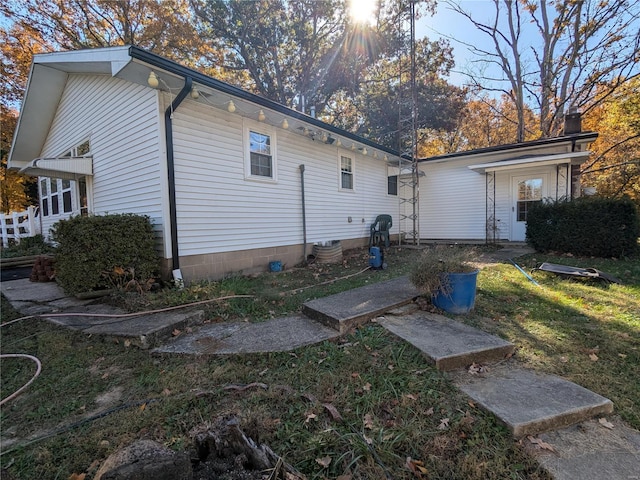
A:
227 101 236 113
282 119 289 129
147 71 159 88
258 110 266 121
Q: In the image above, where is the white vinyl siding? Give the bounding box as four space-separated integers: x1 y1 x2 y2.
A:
171 100 397 256
419 160 487 240
39 74 164 242
419 158 567 242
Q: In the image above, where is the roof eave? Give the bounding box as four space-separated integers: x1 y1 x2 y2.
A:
420 132 599 164
128 46 400 158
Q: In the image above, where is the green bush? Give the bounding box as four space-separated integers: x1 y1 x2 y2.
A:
0 234 55 258
526 197 640 258
51 214 160 295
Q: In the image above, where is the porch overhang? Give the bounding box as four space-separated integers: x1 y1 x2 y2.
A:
468 151 591 174
19 156 93 180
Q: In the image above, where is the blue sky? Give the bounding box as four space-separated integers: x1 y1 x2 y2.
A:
417 0 539 94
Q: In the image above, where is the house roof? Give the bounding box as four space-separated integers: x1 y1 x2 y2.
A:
420 131 599 165
8 45 401 172
467 151 592 173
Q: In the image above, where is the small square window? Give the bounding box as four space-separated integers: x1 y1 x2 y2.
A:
340 155 353 190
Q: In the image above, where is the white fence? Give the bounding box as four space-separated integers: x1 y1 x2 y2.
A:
1 206 41 248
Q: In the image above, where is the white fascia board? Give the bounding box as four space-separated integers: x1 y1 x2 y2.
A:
468 151 591 173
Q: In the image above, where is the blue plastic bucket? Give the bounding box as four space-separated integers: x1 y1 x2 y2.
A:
432 270 479 314
269 261 282 272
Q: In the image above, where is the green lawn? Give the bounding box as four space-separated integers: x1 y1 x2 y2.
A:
1 245 637 479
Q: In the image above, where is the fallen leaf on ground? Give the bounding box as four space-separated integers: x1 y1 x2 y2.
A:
68 474 86 480
304 412 317 424
425 407 434 416
589 353 599 361
363 434 373 445
363 413 374 429
139 403 146 412
301 392 318 403
405 457 428 478
316 456 331 468
468 362 489 375
323 403 343 422
438 418 449 430
599 417 614 429
404 393 418 401
527 435 555 451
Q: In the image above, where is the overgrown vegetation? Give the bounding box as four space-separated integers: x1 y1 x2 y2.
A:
0 235 55 259
1 245 638 479
409 245 477 296
526 197 640 257
51 214 161 295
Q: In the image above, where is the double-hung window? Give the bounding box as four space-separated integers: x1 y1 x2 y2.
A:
340 155 353 190
244 120 276 182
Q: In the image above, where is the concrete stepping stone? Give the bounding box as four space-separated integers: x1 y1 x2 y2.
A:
302 276 420 334
377 311 515 371
527 416 640 480
152 315 339 355
79 310 205 349
449 363 614 437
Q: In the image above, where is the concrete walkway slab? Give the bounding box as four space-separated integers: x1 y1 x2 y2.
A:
1 278 68 303
528 417 640 480
378 312 515 371
302 276 420 333
450 364 614 437
152 315 340 355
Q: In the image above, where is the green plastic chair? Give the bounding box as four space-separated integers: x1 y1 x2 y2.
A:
369 214 393 248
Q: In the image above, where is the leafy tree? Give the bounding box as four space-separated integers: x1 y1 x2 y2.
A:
419 94 540 156
581 79 640 206
445 0 640 142
332 37 467 150
2 0 211 62
190 0 417 111
1 106 36 212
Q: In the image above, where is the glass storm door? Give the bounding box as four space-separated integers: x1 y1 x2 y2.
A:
511 175 546 241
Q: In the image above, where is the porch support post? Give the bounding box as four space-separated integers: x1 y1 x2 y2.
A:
486 171 496 243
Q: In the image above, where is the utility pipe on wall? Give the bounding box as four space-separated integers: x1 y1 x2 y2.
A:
300 164 307 263
164 76 193 280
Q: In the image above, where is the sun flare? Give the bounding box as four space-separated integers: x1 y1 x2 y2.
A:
348 0 377 25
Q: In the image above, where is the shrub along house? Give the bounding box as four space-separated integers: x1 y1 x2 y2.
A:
9 46 598 282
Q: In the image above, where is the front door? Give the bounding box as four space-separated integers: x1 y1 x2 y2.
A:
511 174 547 241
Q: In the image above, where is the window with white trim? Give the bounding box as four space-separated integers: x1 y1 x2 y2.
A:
340 155 353 190
40 140 90 217
244 121 276 181
40 178 74 217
